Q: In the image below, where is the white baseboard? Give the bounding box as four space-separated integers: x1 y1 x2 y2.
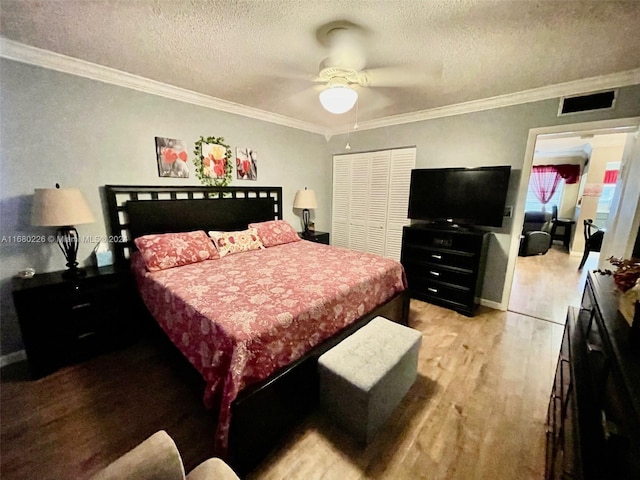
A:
480 298 505 311
0 349 26 368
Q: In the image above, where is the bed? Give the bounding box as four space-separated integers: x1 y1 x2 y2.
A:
103 185 410 474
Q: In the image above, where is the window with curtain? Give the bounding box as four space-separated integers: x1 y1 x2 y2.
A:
525 179 565 213
597 161 621 223
525 163 580 213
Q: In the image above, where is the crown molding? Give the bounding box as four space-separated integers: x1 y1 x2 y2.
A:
2 37 638 138
0 38 329 136
333 69 640 135
533 150 589 163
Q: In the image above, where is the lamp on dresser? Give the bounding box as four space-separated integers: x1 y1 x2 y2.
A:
293 187 318 237
31 184 96 278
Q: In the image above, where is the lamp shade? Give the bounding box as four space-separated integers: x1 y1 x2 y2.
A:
319 85 358 114
293 189 318 210
31 188 96 227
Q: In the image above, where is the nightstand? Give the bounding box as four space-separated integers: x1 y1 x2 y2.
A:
299 231 330 245
12 264 143 379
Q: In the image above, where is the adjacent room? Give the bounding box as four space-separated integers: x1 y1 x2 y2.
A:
509 131 633 325
1 2 640 480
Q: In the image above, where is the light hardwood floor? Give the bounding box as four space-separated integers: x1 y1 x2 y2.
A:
508 244 600 324
2 250 589 480
249 304 563 480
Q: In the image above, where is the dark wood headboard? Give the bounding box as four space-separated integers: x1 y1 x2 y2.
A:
103 185 282 264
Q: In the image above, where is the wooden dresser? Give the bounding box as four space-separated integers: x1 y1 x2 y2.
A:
546 271 640 479
400 225 489 316
12 265 143 379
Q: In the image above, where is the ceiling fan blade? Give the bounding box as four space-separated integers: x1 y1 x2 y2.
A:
359 64 442 88
354 87 393 114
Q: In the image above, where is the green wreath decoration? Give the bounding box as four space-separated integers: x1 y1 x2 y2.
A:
193 136 233 187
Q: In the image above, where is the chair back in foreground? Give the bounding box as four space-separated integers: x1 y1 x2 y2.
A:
578 219 605 270
90 430 240 480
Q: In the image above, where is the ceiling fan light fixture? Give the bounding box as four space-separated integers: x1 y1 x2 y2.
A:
319 82 358 114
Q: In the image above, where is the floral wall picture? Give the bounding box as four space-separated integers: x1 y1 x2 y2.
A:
236 147 257 180
155 137 189 178
202 142 230 179
193 136 232 187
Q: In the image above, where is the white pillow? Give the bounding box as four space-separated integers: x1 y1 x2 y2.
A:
208 228 265 257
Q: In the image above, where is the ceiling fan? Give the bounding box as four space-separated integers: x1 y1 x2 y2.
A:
313 21 441 115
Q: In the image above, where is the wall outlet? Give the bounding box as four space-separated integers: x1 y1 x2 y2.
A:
504 206 513 217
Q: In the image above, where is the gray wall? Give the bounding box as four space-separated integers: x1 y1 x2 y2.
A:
326 85 640 304
0 59 330 355
1 55 639 357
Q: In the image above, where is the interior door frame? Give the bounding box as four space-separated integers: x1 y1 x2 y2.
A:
501 116 640 310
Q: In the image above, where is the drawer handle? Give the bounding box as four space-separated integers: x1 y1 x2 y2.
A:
587 342 603 354
429 270 440 277
601 410 623 441
71 302 93 310
431 254 442 260
427 287 438 294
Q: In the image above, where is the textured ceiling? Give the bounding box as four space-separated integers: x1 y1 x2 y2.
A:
1 0 640 131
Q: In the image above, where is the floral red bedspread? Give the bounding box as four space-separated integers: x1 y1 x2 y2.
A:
132 240 406 456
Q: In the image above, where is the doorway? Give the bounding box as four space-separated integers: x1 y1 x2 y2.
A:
503 117 640 324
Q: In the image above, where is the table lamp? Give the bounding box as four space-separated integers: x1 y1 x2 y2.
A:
293 188 318 237
31 184 96 278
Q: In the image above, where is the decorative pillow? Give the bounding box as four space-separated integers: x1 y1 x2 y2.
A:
208 227 265 257
248 220 301 247
134 230 219 272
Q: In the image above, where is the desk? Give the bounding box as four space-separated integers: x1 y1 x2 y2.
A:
551 218 575 249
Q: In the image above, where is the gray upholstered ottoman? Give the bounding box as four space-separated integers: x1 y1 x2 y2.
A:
318 316 422 444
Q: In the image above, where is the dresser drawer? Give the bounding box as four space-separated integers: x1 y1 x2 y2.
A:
404 263 474 288
402 244 478 271
402 227 484 252
406 275 473 306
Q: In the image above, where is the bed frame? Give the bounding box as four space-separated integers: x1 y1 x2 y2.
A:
103 184 410 475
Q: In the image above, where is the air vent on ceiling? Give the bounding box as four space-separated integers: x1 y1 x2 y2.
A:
558 90 617 116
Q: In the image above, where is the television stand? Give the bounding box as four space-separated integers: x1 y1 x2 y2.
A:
400 224 490 316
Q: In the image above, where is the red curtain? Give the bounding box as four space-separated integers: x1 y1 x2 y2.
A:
554 164 580 184
531 165 561 209
604 169 619 184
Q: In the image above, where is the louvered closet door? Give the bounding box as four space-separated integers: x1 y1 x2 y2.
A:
348 153 370 252
332 146 415 259
367 150 391 256
385 147 416 261
332 156 351 248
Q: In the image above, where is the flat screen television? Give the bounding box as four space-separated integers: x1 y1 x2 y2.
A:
408 166 511 228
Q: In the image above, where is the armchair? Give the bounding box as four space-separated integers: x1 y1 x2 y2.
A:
519 211 553 257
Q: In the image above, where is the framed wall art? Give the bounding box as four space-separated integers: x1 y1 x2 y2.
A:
155 137 189 178
236 147 257 180
193 136 233 186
